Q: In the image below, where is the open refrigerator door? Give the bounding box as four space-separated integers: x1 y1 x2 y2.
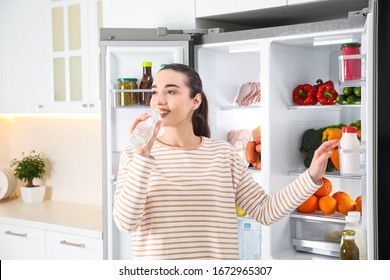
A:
194 10 372 260
100 30 193 259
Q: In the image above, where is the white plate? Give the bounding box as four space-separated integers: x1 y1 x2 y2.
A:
0 168 10 200
0 167 16 200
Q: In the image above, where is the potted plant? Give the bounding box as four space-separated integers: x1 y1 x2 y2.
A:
11 150 47 203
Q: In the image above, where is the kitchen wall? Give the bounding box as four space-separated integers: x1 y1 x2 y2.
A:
0 117 10 166
2 115 102 206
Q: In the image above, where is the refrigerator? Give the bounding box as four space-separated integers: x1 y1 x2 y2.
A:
101 0 390 260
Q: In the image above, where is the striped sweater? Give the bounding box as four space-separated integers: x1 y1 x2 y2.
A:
113 137 320 260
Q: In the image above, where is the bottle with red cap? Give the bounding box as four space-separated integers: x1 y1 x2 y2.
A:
339 126 361 175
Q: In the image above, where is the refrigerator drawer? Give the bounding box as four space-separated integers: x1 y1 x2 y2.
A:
291 211 345 258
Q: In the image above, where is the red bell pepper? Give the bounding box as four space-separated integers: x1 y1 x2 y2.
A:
292 84 317 105
316 79 338 105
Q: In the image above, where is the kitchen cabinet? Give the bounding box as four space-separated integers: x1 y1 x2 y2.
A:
194 0 368 30
48 0 102 113
0 0 51 113
0 199 103 260
195 0 287 18
0 224 46 260
46 231 103 260
0 0 102 113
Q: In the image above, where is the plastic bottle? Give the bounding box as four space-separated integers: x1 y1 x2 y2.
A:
239 221 261 260
340 229 359 260
139 61 153 106
341 211 367 260
339 126 361 175
129 109 161 148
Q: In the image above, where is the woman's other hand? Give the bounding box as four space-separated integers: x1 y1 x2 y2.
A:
308 139 339 184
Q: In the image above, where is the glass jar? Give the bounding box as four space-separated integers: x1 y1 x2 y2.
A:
341 42 361 81
117 78 138 106
340 229 359 260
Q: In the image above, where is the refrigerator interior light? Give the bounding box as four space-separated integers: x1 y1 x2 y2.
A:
229 45 261 54
312 34 356 46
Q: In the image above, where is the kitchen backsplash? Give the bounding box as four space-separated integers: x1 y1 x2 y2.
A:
0 117 10 166
0 115 102 206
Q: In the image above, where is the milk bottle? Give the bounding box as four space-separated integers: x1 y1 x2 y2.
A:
339 126 361 175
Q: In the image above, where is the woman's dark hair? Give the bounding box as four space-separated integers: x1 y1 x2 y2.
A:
159 63 210 138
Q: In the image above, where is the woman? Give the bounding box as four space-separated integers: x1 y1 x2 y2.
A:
114 63 339 260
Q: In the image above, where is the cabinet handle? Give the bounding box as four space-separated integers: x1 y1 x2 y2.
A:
89 104 95 108
82 104 88 108
38 104 44 108
5 230 27 237
60 240 86 248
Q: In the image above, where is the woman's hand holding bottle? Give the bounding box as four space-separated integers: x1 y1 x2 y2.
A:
129 111 162 158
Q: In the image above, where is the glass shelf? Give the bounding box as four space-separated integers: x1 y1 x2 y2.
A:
288 169 364 180
221 105 261 110
287 104 360 110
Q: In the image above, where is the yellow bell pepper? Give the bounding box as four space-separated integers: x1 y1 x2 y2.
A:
322 128 342 142
330 148 340 170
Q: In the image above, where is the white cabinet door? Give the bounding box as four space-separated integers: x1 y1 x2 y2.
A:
47 0 102 113
0 224 45 260
46 231 103 260
196 0 287 18
0 0 51 113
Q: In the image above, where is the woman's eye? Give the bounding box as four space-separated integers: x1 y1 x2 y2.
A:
167 90 175 95
151 91 158 95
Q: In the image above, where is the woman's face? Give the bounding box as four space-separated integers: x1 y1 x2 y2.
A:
150 69 201 128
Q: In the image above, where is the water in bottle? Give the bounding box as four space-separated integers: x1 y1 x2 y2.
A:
129 109 161 148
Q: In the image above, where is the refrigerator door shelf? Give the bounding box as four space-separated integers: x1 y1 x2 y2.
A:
111 89 153 109
338 54 366 87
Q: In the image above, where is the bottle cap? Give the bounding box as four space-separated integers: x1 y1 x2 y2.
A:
244 223 251 229
347 211 361 217
345 214 360 223
117 78 131 82
161 64 169 68
342 229 356 236
341 42 361 50
342 126 358 133
142 61 152 67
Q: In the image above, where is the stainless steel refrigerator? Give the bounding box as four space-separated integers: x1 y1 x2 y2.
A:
101 0 389 260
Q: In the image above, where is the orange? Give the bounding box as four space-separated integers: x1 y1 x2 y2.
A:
319 195 337 215
332 191 350 211
338 196 356 215
356 195 362 215
314 177 333 197
297 195 319 214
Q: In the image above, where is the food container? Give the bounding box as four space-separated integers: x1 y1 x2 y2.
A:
291 211 345 258
341 43 361 81
339 43 365 85
117 78 138 106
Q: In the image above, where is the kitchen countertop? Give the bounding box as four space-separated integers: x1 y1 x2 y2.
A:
0 199 102 239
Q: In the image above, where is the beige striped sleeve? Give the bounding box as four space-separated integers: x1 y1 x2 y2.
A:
232 152 321 225
113 150 155 232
